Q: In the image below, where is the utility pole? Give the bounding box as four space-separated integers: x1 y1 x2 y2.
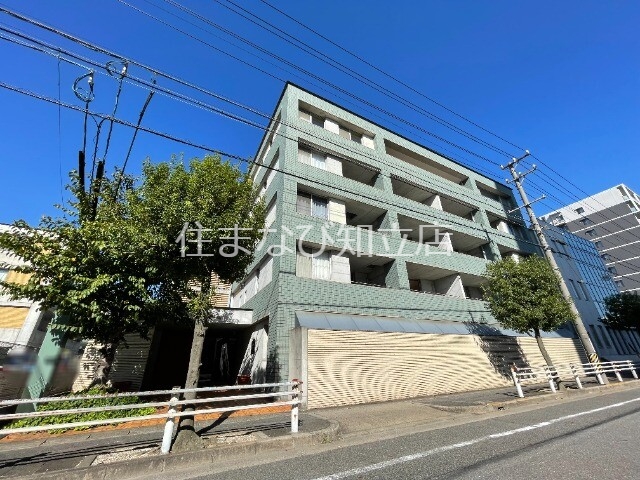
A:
502 151 601 366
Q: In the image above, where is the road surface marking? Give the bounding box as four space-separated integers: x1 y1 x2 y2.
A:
312 395 640 480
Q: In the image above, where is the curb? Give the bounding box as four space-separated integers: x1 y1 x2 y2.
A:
425 378 640 413
12 418 340 480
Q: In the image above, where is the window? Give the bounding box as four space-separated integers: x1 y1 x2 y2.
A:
0 268 8 282
299 109 323 127
577 281 590 301
298 147 326 169
627 201 638 213
585 229 596 237
265 200 277 229
337 125 363 145
615 279 624 289
607 266 618 275
594 241 603 249
575 207 585 214
300 105 374 149
296 248 331 280
296 192 328 219
601 253 611 261
554 239 568 255
568 279 581 300
579 217 593 226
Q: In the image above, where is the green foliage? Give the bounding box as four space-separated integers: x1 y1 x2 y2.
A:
0 155 264 347
482 256 575 335
4 386 156 433
602 292 640 330
0 171 188 347
132 155 265 321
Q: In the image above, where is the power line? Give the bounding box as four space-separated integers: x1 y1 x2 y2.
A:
5 23 638 277
238 0 640 261
3 8 637 285
204 0 514 158
0 25 520 230
5 78 640 290
117 0 505 167
258 0 526 153
0 8 506 187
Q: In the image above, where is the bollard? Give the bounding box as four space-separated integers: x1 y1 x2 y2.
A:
290 380 300 433
570 365 583 389
511 366 524 398
613 365 623 382
161 388 180 454
546 367 557 393
592 362 605 385
628 361 639 379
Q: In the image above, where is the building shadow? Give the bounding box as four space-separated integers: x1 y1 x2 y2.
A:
465 322 529 380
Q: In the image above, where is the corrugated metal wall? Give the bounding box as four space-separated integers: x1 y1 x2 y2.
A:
306 329 587 409
71 333 152 392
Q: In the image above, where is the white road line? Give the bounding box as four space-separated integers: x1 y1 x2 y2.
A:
311 396 640 480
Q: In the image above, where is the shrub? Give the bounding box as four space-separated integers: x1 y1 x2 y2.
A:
4 386 157 433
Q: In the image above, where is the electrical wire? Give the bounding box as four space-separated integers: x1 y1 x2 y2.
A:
118 0 504 167
258 0 526 153
4 78 640 291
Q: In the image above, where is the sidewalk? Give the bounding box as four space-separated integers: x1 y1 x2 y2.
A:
2 376 639 479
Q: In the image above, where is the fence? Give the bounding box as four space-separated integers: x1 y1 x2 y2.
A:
0 380 302 454
510 360 638 398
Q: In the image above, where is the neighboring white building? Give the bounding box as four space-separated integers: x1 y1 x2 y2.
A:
541 184 640 294
541 220 640 359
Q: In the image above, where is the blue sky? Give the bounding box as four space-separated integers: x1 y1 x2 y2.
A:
0 0 638 225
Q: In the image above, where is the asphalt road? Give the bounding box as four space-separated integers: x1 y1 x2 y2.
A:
148 388 640 480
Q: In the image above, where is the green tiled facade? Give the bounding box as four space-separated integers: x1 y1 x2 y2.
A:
234 83 540 382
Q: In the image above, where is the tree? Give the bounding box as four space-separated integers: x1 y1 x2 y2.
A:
602 292 640 331
482 256 576 369
0 154 264 445
132 155 265 447
0 173 188 384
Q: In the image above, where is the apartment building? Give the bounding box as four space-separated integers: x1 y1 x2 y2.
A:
541 184 640 294
541 220 640 359
231 83 589 408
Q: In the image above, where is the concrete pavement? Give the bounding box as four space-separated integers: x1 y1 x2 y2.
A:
1 377 639 479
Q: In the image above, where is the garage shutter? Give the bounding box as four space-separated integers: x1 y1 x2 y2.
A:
306 329 587 409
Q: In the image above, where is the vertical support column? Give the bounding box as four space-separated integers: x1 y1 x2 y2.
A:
161 387 180 454
291 380 300 433
613 364 623 382
628 360 638 379
570 364 583 389
594 363 605 385
511 366 524 398
545 366 557 393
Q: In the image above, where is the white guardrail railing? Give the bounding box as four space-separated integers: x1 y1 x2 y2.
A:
0 380 302 454
510 360 638 398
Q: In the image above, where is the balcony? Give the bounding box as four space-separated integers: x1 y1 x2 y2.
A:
391 176 477 221
406 262 486 299
397 214 492 259
298 145 379 187
385 139 469 186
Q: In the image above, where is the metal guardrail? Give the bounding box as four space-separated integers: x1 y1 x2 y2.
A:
510 360 638 398
0 380 302 454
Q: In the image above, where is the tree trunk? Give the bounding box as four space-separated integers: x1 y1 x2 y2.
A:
534 327 565 390
173 319 207 450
